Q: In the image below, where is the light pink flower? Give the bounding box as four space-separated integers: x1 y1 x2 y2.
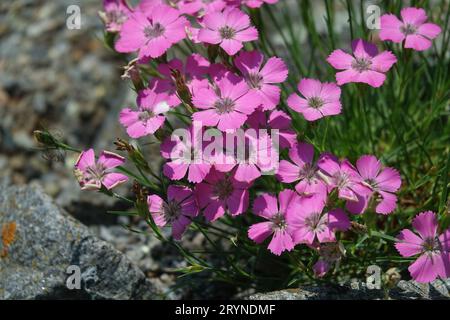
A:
234 51 288 110
115 4 188 60
74 149 128 190
346 155 401 215
147 185 199 240
276 142 328 199
161 125 212 183
195 168 250 221
289 196 350 245
380 7 442 51
327 39 397 88
287 78 342 121
246 109 297 149
119 90 170 138
192 72 260 131
197 7 258 56
101 0 132 33
317 153 370 202
149 54 211 106
248 190 301 255
395 211 450 283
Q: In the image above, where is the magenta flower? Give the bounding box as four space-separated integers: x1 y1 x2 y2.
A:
234 51 288 110
149 54 211 107
74 149 128 190
242 0 278 8
289 196 350 245
347 155 401 215
192 72 260 131
101 0 132 33
226 0 278 8
395 211 450 283
287 78 342 121
115 4 188 60
313 259 330 278
161 126 212 183
246 109 297 149
195 168 250 221
380 7 442 51
327 39 397 88
317 153 369 202
119 90 170 138
140 0 203 16
248 190 301 255
276 143 327 199
147 185 199 240
198 7 258 56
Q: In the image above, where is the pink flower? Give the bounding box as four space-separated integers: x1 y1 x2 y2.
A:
197 7 258 56
327 39 397 88
140 0 203 16
147 185 199 240
234 51 288 110
101 0 132 33
276 142 328 199
346 155 401 215
395 211 450 283
248 190 301 255
161 125 212 183
289 196 350 245
149 54 211 106
213 129 279 183
74 149 128 190
287 78 342 121
195 168 250 221
313 259 330 278
119 90 170 138
192 72 260 131
246 109 297 149
226 0 278 8
317 153 370 202
115 4 188 60
380 7 442 51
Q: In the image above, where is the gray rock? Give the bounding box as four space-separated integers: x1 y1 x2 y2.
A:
0 181 159 300
249 279 450 300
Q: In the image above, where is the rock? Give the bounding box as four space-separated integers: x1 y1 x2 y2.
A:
248 279 450 300
0 181 159 300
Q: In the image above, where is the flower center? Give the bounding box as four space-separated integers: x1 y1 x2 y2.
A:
307 97 324 109
305 212 326 232
247 72 264 89
85 163 106 182
334 172 350 189
163 200 182 223
299 163 317 181
219 26 236 39
351 58 372 72
144 23 165 39
365 178 378 190
107 10 128 25
422 237 440 253
213 177 234 200
401 23 417 35
139 110 155 122
214 97 235 114
271 213 287 231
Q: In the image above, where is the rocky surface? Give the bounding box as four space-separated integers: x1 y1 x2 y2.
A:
0 181 160 300
249 279 450 300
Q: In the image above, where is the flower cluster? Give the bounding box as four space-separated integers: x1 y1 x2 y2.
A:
74 2 447 284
